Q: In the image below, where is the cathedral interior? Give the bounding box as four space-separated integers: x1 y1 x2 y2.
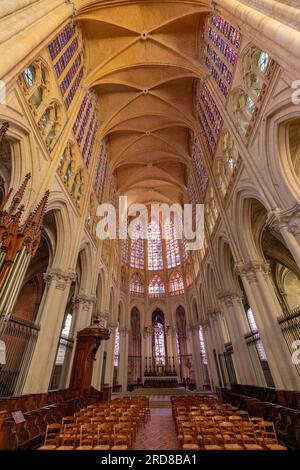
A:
0 0 300 452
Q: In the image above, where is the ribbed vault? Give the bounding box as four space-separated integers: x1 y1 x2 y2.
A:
77 0 211 205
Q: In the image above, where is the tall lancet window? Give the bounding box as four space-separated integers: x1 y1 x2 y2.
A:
152 309 167 367
164 219 181 268
199 325 208 365
130 221 145 269
147 219 163 270
154 322 166 366
114 324 120 367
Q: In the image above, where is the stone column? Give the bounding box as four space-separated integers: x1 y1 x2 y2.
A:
203 323 219 391
237 261 300 390
208 310 229 387
118 327 129 392
65 295 96 386
268 206 300 270
103 322 117 388
218 291 258 385
189 324 204 390
170 327 180 378
91 312 109 389
23 269 76 393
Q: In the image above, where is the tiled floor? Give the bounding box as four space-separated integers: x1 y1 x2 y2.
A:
133 408 179 450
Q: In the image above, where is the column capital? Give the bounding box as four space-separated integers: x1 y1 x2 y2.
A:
218 290 242 307
73 294 96 311
43 269 76 290
235 260 270 282
207 308 223 320
267 203 300 236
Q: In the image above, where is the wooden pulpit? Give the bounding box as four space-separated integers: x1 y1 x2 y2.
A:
70 322 110 393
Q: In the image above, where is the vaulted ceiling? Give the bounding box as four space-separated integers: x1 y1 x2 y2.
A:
77 0 211 205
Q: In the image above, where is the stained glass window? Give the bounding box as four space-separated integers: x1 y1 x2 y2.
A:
23 66 36 88
191 135 209 197
246 307 268 361
121 239 128 264
199 326 208 365
169 271 184 295
149 274 165 297
147 220 163 270
154 322 166 366
73 93 99 167
54 38 79 78
164 220 181 268
56 313 72 365
176 334 181 364
130 272 144 296
130 221 145 269
65 68 84 109
194 81 223 156
94 143 108 203
48 23 83 108
48 24 76 60
205 13 241 97
114 325 120 367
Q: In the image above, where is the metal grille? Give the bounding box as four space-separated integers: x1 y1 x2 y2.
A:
278 308 300 376
48 336 74 390
0 316 39 397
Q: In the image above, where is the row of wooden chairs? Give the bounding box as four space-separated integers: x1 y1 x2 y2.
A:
38 396 150 450
172 397 287 451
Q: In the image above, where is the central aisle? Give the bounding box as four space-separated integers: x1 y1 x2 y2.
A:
133 398 179 450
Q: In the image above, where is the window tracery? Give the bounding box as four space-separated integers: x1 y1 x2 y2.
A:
169 270 184 296
149 274 165 297
20 61 62 151
130 272 144 296
232 48 274 136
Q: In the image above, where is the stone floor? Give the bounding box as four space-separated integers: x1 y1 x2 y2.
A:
133 408 179 450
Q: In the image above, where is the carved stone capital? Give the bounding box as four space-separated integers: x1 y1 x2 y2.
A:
218 290 243 308
44 269 76 291
235 261 269 283
73 295 96 312
207 308 222 321
267 204 300 237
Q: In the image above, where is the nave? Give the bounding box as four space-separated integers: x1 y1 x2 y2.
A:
1 0 300 454
34 391 287 451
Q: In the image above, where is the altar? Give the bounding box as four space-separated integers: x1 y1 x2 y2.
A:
143 357 179 388
143 375 179 388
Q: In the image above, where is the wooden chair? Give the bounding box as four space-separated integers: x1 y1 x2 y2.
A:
113 424 132 448
97 423 114 447
37 423 61 450
256 421 287 450
76 424 97 450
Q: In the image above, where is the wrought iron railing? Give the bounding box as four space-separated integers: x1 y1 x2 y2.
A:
0 316 40 397
278 307 300 376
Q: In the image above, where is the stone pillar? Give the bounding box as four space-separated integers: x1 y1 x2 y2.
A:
170 327 180 378
118 327 129 392
103 322 117 389
208 310 229 387
218 291 258 385
203 324 219 391
268 206 300 270
189 324 204 390
23 269 76 393
65 295 96 387
237 261 300 390
91 312 109 390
